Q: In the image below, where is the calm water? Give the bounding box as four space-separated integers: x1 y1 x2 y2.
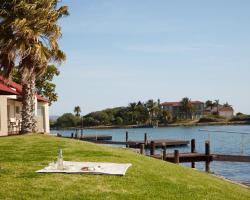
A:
51 125 250 186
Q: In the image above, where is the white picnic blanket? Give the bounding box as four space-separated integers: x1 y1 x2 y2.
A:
36 161 132 176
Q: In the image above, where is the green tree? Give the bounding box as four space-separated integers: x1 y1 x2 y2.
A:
205 100 213 110
128 102 137 124
74 106 81 117
115 117 123 125
0 0 68 133
180 97 193 119
56 113 79 128
12 65 60 105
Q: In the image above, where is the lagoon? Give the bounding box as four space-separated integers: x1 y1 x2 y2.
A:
52 125 250 186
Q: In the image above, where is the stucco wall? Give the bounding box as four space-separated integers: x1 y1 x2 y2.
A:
0 96 8 136
219 111 234 119
0 95 50 136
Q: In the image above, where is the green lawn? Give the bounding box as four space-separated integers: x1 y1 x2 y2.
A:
0 134 249 200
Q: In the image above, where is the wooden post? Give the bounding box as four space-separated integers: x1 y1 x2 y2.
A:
126 131 128 148
150 141 155 156
163 145 167 160
205 140 211 173
174 150 179 164
71 133 74 138
140 144 145 155
144 133 147 145
191 139 196 168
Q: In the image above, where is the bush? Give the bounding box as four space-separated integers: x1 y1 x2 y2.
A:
198 115 225 123
56 113 79 127
115 117 123 125
230 115 250 122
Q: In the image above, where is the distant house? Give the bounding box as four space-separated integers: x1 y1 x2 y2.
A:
161 101 205 119
219 106 234 119
0 76 49 136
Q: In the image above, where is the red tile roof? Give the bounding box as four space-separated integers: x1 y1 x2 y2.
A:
0 75 48 102
0 82 19 95
219 107 234 112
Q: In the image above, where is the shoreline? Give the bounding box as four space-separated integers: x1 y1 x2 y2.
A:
51 121 250 130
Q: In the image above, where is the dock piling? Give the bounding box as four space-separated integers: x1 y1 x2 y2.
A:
126 131 128 148
191 139 196 168
174 150 180 164
140 144 145 155
163 145 167 160
205 140 211 173
144 133 148 145
150 141 155 155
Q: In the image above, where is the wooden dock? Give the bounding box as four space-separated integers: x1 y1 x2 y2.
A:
152 153 213 163
144 139 250 173
60 131 189 148
127 139 189 148
90 139 189 148
58 133 113 141
212 154 250 162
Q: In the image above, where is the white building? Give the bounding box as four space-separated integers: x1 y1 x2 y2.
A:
219 107 234 119
0 76 49 136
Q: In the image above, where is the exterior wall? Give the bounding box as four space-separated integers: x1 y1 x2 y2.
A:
219 110 234 119
36 101 50 133
0 95 50 135
7 99 22 120
162 103 204 119
0 96 8 136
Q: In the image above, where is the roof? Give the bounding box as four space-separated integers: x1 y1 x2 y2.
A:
219 106 234 112
0 75 48 102
161 101 204 106
0 82 19 95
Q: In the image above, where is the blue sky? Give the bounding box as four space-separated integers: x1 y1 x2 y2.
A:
51 0 250 115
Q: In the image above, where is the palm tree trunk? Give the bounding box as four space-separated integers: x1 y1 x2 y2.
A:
21 76 36 133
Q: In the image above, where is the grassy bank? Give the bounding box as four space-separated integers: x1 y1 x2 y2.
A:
0 134 249 200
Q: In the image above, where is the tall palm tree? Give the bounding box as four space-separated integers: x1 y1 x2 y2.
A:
74 106 81 117
213 99 220 114
0 1 68 133
145 99 159 125
128 102 137 123
205 100 213 110
180 97 193 119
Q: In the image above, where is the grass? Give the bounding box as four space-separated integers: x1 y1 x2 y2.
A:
0 134 249 200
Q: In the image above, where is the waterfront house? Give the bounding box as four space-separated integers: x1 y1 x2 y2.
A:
218 106 234 119
0 76 49 136
161 101 205 119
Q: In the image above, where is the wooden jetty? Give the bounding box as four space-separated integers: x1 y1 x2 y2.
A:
58 133 112 141
58 131 250 173
143 139 250 173
212 154 250 162
59 131 189 148
90 139 189 148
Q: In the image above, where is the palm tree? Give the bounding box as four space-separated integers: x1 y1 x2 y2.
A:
145 99 159 125
128 102 137 123
180 97 193 119
74 106 81 117
213 99 220 114
205 100 213 110
0 1 68 133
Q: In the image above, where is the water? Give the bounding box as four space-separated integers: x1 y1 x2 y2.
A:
51 125 250 186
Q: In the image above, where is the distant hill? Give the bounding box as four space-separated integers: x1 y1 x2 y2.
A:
49 115 60 121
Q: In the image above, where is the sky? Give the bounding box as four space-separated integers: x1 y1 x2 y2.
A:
51 0 250 115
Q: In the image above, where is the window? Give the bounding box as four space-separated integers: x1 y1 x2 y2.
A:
16 106 20 114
